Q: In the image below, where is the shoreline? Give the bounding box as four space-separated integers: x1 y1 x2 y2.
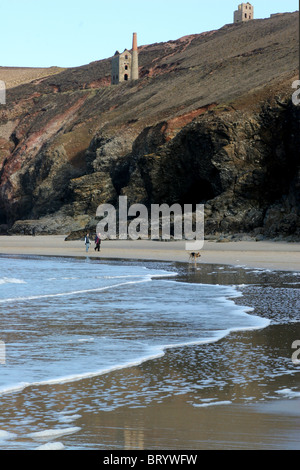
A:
0 235 300 271
0 236 299 449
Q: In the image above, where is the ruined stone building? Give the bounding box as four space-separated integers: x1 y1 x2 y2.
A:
111 50 132 85
111 33 139 85
234 2 254 23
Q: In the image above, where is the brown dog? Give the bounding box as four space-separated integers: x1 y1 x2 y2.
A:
189 252 201 265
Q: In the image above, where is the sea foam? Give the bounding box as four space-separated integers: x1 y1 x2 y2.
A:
28 426 81 440
0 278 26 285
275 388 300 399
0 430 17 440
35 442 65 450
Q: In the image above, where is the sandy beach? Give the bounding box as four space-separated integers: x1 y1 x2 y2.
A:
0 236 299 451
0 235 299 271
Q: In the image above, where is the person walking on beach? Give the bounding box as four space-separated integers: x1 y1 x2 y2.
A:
94 233 101 252
85 233 90 252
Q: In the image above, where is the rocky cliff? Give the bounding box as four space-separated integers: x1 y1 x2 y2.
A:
0 12 299 240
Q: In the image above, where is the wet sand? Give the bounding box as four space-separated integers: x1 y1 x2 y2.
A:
0 235 299 271
0 235 299 450
64 396 300 450
2 319 299 450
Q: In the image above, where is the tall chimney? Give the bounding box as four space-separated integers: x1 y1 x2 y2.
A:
131 32 139 81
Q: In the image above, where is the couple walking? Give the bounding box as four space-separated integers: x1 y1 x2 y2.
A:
85 232 101 253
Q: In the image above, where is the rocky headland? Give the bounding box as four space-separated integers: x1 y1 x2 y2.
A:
0 12 299 241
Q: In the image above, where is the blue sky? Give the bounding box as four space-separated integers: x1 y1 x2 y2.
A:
1 0 298 68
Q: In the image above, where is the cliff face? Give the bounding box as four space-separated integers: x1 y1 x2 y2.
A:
122 92 300 239
0 12 299 239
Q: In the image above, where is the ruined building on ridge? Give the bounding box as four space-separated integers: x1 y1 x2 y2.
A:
111 50 132 84
234 2 254 23
111 33 139 85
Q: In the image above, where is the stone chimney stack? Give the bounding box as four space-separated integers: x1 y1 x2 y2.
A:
131 32 139 81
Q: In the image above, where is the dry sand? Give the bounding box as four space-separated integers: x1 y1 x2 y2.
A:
0 235 299 271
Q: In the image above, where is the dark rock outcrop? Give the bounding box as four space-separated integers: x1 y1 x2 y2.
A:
86 91 300 240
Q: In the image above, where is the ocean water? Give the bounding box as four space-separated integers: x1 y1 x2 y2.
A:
0 254 299 450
